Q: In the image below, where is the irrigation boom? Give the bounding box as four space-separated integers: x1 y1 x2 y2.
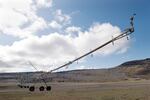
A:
18 14 136 92
50 14 136 72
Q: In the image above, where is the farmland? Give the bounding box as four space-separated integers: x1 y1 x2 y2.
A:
0 80 150 100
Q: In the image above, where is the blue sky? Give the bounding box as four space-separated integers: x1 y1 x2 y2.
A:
53 0 150 68
0 0 149 72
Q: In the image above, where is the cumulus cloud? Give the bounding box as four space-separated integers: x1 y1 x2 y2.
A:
0 0 130 72
65 26 81 34
49 20 62 29
35 0 53 8
71 65 95 70
54 9 71 24
49 9 71 30
0 22 129 72
0 0 49 38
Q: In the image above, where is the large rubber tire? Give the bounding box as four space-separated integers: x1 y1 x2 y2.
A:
17 84 23 88
39 86 45 91
24 86 27 88
20 85 23 88
46 86 51 91
29 86 35 92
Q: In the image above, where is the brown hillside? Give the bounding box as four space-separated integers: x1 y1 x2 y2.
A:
0 58 150 82
116 58 150 78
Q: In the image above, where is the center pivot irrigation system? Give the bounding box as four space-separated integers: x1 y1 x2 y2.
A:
17 14 136 92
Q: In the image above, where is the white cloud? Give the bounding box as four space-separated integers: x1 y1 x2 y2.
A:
52 9 71 28
48 9 71 30
72 65 93 70
54 9 71 23
0 0 130 72
49 20 62 29
0 0 49 38
65 26 81 34
74 23 128 56
23 17 48 34
35 0 53 8
0 23 129 72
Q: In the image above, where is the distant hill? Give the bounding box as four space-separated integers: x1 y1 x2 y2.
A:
0 58 150 83
116 58 150 79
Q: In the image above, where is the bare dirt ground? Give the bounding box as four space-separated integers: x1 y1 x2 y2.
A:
0 80 150 100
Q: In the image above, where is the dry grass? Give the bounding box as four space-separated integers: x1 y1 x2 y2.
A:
0 81 150 100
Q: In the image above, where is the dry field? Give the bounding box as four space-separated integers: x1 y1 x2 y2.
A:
0 80 150 100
